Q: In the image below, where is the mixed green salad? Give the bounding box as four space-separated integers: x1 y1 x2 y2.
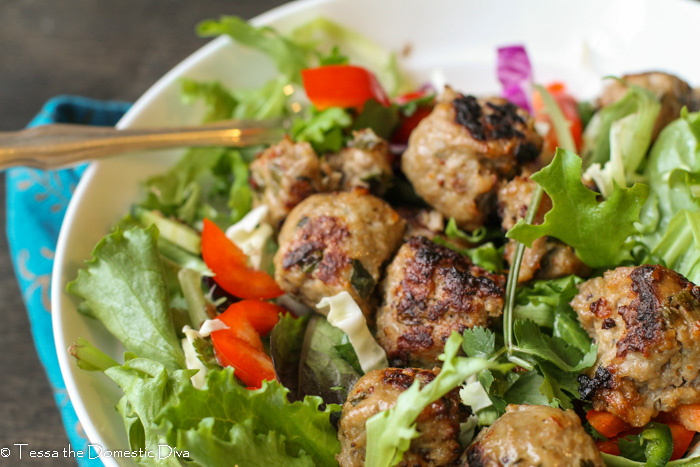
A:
66 14 700 467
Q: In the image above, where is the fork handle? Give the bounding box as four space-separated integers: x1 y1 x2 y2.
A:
0 122 285 170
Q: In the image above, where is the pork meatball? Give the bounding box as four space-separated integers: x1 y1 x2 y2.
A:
274 190 405 316
376 236 505 367
402 86 543 231
337 367 465 467
571 264 700 427
498 176 591 282
327 128 393 195
249 136 331 227
598 71 699 140
460 404 604 467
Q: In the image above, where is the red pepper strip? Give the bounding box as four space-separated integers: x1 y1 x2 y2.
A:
587 409 633 438
217 300 286 336
201 218 283 300
532 82 583 152
214 314 264 352
392 105 432 145
301 65 390 111
666 421 695 460
210 329 275 389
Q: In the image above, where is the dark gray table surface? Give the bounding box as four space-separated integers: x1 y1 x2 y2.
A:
0 1 286 464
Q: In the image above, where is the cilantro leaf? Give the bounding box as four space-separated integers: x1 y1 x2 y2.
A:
514 275 582 328
291 107 353 154
507 149 649 268
513 319 596 373
462 327 497 359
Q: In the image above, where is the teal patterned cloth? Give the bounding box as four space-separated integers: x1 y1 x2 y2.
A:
6 96 131 466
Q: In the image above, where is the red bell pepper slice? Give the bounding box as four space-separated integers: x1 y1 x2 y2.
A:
301 65 390 111
201 218 283 300
532 82 583 152
217 300 286 336
210 329 276 389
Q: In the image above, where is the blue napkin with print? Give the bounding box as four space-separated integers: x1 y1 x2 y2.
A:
6 95 131 467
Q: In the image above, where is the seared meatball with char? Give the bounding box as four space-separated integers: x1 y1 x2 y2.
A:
327 128 393 195
460 404 604 467
402 86 543 231
571 265 700 427
498 176 591 282
274 190 405 316
376 236 505 367
338 367 465 467
598 71 699 141
249 136 332 227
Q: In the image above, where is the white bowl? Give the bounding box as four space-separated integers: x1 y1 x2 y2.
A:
52 0 700 465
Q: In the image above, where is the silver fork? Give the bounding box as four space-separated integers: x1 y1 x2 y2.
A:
0 119 286 170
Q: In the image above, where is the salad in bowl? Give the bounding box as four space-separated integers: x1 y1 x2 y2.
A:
53 0 700 466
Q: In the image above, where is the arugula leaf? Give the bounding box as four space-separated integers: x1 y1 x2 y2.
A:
67 226 185 370
158 369 341 467
365 333 509 467
507 149 649 268
291 107 353 153
513 319 596 373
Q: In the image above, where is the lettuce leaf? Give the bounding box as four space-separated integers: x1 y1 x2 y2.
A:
507 149 649 268
106 358 196 466
291 106 353 153
364 333 506 467
67 226 185 371
650 210 700 284
197 16 310 83
177 418 314 467
642 111 700 244
158 369 341 467
582 83 660 170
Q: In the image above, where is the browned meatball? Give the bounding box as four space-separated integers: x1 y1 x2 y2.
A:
498 176 591 282
571 265 700 427
327 128 393 195
337 367 465 467
274 190 405 316
460 405 604 467
249 136 333 227
598 71 698 141
376 236 505 367
402 86 543 231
